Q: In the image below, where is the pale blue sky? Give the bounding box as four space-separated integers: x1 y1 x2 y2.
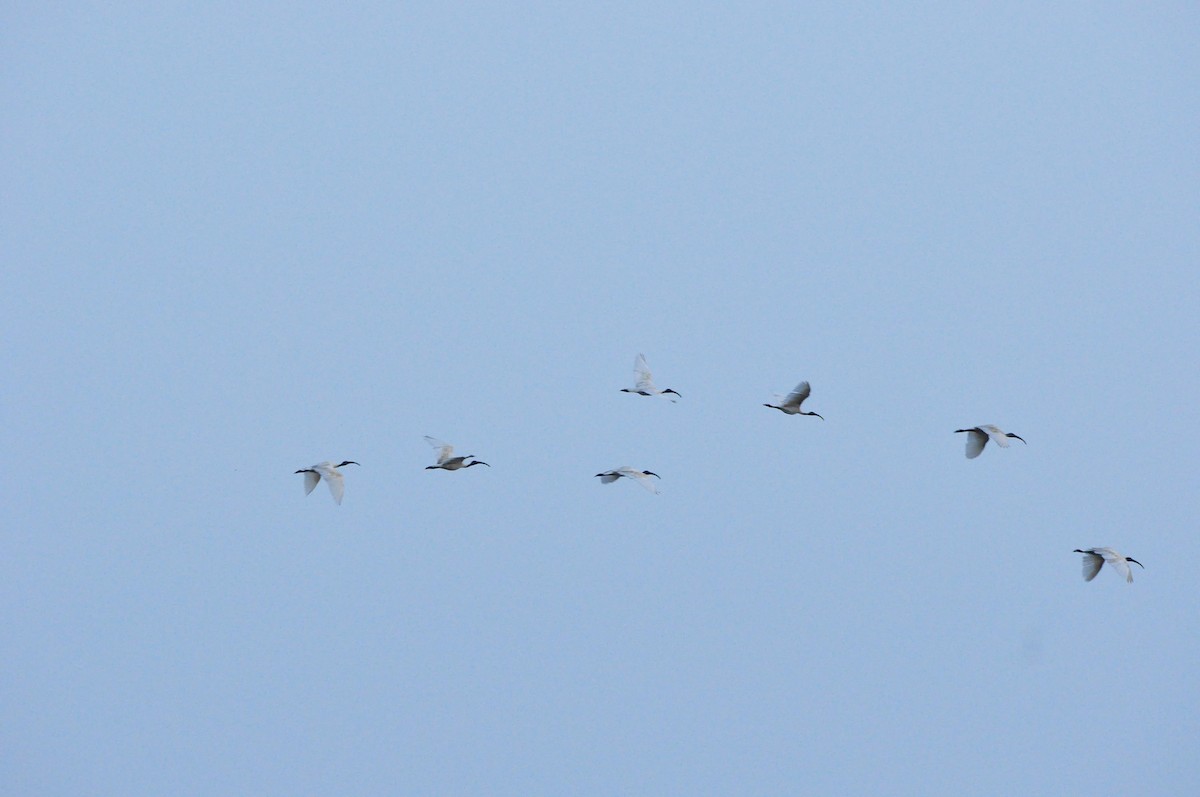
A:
3 3 1198 795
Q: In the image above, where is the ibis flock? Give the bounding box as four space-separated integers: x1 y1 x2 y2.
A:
296 353 1143 584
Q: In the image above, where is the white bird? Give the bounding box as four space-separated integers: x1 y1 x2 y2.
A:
295 460 359 505
954 424 1026 458
595 466 661 493
764 381 823 419
620 353 680 401
1074 547 1144 583
424 436 490 471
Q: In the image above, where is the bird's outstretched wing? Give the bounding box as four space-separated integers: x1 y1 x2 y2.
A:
301 470 320 496
1111 559 1133 583
980 425 1011 448
784 381 812 409
324 471 346 505
1098 549 1133 583
616 466 660 494
632 353 655 391
424 436 455 465
631 473 660 494
597 470 621 484
1079 551 1104 581
963 428 987 459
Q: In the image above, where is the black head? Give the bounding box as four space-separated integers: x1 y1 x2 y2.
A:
1073 548 1087 554
1127 557 1145 569
1006 433 1027 445
807 411 824 420
466 460 490 468
643 470 661 479
336 460 360 467
954 429 973 434
663 388 681 397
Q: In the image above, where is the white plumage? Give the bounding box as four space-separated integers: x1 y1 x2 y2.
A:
595 466 662 494
424 436 489 471
763 381 823 418
954 424 1026 458
620 354 680 401
294 460 359 505
1074 547 1143 583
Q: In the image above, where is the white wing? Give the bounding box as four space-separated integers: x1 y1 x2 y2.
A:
1111 558 1133 583
615 466 660 494
631 473 660 494
309 462 347 504
964 429 987 458
783 381 812 409
324 470 346 504
980 425 1010 448
424 436 455 465
1079 551 1104 581
1098 548 1133 583
597 469 622 484
301 470 320 496
632 353 655 392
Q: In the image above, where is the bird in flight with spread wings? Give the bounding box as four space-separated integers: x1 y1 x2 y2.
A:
954 424 1025 458
620 354 680 401
295 460 360 505
424 436 490 471
595 466 662 494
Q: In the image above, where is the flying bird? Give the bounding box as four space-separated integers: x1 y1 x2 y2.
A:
764 381 823 419
1073 547 1144 583
595 466 661 494
424 436 490 470
954 424 1026 458
620 354 680 401
295 460 360 505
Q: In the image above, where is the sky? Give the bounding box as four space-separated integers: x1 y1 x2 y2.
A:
2 2 1198 794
